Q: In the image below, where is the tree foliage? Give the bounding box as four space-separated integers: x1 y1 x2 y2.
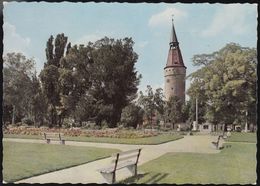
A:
38 35 141 128
87 37 141 127
138 86 165 127
40 34 68 127
120 103 144 129
188 43 256 128
3 53 35 124
164 96 184 128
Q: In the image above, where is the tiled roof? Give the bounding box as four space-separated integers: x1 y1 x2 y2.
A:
165 21 186 69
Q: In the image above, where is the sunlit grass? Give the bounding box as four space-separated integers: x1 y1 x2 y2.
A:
3 141 119 182
226 132 256 143
122 143 256 184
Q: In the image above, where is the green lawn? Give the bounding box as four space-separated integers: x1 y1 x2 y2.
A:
4 134 183 145
226 132 256 143
122 143 256 184
3 141 119 183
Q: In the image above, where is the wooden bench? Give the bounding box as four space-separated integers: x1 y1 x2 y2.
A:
212 135 223 149
98 148 142 184
43 132 65 145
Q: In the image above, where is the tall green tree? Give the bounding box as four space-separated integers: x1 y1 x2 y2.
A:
59 44 92 123
164 96 183 129
138 85 165 128
40 34 68 127
31 72 48 127
188 43 256 130
88 37 141 127
3 53 35 124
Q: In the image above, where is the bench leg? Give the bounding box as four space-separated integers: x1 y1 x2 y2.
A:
46 139 50 144
100 172 115 184
60 140 65 145
112 171 116 184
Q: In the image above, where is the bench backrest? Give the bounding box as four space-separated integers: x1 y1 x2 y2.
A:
43 132 64 140
111 149 141 170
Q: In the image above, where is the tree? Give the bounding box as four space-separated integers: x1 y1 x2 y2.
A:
120 103 144 129
164 96 183 129
40 34 68 127
138 85 165 128
88 37 141 127
30 72 48 127
59 44 92 123
188 43 256 130
40 35 140 128
40 65 60 127
3 53 35 124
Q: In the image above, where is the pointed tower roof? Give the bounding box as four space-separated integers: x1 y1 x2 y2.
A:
170 19 178 44
165 18 186 69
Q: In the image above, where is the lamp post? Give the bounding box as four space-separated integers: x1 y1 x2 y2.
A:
245 110 248 132
196 98 198 126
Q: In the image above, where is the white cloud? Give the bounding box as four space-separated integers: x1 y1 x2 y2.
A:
148 7 187 27
3 22 31 54
201 4 257 37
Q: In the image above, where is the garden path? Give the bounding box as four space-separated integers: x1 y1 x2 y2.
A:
4 135 221 184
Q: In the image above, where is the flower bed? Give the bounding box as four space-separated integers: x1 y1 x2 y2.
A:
3 126 158 138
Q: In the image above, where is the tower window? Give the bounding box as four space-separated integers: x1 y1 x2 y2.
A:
167 79 170 83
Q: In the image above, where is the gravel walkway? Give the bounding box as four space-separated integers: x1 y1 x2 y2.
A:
4 135 221 184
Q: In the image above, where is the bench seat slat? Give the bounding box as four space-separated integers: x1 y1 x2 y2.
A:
100 160 135 173
111 154 139 163
111 149 140 157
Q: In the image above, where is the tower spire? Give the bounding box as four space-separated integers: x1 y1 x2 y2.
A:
170 15 178 46
165 17 185 68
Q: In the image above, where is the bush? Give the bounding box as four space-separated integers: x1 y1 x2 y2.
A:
21 117 34 125
120 104 144 129
4 126 159 138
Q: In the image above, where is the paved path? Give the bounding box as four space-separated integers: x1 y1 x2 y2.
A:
4 135 221 184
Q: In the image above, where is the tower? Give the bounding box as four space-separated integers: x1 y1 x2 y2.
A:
164 18 186 102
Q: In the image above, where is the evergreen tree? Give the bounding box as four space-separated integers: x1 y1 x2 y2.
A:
40 34 68 127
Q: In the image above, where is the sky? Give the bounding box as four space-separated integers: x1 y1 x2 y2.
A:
3 2 257 94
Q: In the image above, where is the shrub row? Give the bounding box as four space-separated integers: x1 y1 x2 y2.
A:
3 126 158 138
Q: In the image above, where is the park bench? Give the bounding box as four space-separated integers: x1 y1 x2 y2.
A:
98 148 142 184
43 132 65 145
212 135 223 149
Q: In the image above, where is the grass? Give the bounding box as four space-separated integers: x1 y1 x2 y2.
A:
3 133 184 145
3 141 119 183
226 132 256 143
122 143 256 184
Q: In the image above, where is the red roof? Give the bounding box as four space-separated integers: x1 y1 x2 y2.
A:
165 21 186 69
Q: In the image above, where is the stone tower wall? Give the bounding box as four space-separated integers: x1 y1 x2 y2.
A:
164 67 186 102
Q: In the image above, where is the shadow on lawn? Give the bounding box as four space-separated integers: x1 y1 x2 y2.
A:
121 172 169 184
